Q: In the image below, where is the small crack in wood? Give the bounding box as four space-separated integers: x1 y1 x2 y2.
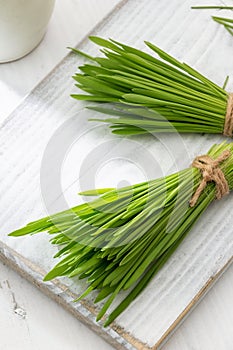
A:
3 279 27 319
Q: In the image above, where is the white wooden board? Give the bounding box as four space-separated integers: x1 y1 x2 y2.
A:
1 1 233 349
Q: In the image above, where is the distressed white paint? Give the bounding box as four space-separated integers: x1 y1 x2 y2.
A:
1 0 233 349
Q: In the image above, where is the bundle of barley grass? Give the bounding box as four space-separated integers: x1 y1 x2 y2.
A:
9 142 233 326
71 37 232 136
192 6 233 37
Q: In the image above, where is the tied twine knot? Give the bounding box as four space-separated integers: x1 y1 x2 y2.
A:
189 150 230 207
224 93 233 137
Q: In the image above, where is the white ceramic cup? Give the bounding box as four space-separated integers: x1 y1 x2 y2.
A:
0 0 55 63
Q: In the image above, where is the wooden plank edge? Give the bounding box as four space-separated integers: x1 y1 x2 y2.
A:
154 256 233 350
0 240 149 350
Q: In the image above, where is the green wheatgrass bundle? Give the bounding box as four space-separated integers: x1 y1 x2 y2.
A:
71 37 233 136
9 142 233 326
192 6 233 37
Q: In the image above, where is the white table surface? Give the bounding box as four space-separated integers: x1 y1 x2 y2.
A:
1 1 233 349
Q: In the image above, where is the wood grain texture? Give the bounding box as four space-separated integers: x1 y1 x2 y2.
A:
1 0 233 349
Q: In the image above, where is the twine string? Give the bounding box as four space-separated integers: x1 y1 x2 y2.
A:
224 93 233 137
189 150 230 207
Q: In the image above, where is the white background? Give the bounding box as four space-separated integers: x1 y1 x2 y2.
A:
1 1 233 349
